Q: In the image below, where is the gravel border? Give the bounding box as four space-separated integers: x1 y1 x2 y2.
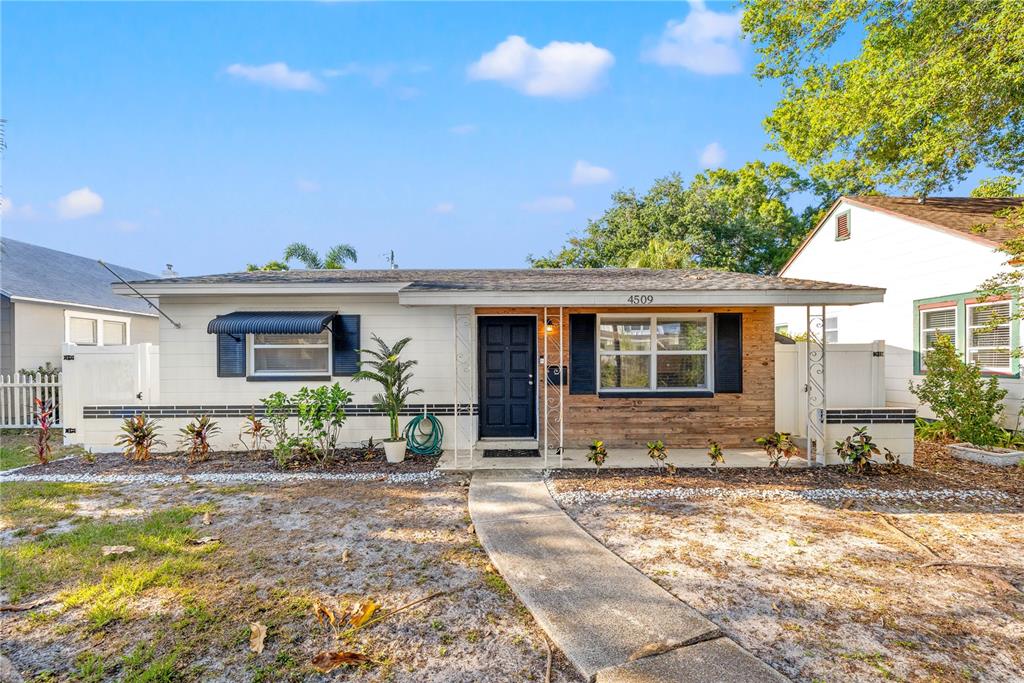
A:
0 470 444 485
545 477 1013 507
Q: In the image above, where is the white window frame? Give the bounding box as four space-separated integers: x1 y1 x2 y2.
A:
967 301 1012 375
248 331 331 377
64 310 132 346
825 316 839 344
596 313 714 393
920 305 957 358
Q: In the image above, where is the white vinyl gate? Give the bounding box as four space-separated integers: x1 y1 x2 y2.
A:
61 343 159 444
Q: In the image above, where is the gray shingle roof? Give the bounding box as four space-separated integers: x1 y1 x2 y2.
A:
0 238 158 314
125 267 880 293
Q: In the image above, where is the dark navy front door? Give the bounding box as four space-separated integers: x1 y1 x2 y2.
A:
478 317 536 438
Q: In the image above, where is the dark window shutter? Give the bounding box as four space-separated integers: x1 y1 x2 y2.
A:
569 314 597 395
216 333 245 377
332 314 361 376
714 313 743 393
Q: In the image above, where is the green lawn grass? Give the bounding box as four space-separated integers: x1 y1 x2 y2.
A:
0 481 103 528
0 443 38 471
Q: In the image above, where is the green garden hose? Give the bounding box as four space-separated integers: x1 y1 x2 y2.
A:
403 413 444 456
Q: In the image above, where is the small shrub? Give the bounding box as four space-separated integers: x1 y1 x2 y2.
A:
834 426 880 474
883 447 901 467
272 440 297 470
909 334 1007 447
293 383 353 466
755 432 798 469
587 440 608 474
914 417 952 442
707 440 725 467
239 415 269 454
646 440 668 471
261 391 294 468
32 398 55 465
114 414 165 462
179 415 220 465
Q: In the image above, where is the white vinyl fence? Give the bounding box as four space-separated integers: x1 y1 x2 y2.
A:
0 373 62 428
775 340 887 437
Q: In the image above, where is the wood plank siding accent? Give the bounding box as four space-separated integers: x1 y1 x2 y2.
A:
475 306 775 448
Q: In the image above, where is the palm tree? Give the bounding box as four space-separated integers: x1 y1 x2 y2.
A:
626 239 693 269
283 242 357 269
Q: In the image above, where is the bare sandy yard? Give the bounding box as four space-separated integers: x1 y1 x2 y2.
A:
0 476 580 682
551 465 1024 682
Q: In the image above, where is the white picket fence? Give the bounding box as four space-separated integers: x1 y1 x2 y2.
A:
0 373 62 428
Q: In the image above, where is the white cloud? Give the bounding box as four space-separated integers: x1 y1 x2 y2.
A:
432 202 456 214
323 62 396 87
0 197 36 220
645 1 744 75
699 142 726 167
522 196 575 213
295 178 321 193
449 123 479 135
226 62 324 92
571 160 613 186
56 187 104 220
468 35 614 98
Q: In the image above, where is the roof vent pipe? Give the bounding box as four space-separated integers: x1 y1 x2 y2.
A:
161 264 178 278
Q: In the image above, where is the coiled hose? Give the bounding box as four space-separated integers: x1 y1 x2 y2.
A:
403 413 444 456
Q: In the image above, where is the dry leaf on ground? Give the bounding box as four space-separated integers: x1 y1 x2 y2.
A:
249 622 267 654
345 598 379 628
310 650 372 673
313 600 336 627
101 545 135 556
202 511 211 525
189 535 220 545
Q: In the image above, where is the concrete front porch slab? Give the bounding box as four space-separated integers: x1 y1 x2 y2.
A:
595 637 789 683
468 470 788 681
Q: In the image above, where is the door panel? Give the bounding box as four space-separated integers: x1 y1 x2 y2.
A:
478 317 536 438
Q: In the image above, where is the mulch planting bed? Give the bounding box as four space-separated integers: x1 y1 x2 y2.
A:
913 438 1024 496
10 448 438 476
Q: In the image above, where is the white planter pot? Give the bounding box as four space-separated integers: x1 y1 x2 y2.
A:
383 439 407 463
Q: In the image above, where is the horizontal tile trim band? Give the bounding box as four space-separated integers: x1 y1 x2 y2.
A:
827 418 917 424
827 409 916 415
84 404 479 419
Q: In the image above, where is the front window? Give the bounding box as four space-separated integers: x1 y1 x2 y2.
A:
920 306 957 358
968 301 1012 374
825 317 839 343
251 332 330 375
103 320 127 346
598 316 711 391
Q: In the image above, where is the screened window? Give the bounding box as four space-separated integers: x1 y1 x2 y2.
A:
968 301 1012 373
103 321 127 346
598 316 711 391
251 332 330 375
920 307 957 358
68 317 98 345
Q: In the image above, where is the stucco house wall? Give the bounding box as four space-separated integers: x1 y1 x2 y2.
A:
775 200 1022 423
11 299 159 373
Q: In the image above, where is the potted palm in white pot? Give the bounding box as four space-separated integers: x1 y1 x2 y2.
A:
354 335 422 463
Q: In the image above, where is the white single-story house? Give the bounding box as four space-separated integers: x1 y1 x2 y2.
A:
0 238 161 375
61 267 916 466
775 196 1024 425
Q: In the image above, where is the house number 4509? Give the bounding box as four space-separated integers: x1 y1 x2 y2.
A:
626 294 654 304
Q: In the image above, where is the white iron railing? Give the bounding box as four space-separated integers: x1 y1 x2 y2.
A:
0 373 62 428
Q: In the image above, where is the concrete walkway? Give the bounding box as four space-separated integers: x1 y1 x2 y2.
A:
468 470 789 682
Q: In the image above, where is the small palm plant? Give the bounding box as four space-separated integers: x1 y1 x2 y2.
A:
646 440 669 472
32 398 55 465
354 335 423 462
179 415 220 465
239 415 269 454
115 414 165 462
707 440 725 467
588 440 608 474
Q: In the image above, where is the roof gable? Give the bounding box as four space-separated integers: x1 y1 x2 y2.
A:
0 238 158 314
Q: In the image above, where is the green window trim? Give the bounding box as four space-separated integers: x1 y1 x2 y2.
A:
913 290 1020 378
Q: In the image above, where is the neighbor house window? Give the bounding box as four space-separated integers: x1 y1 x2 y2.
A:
250 332 330 376
598 315 711 391
68 317 98 345
103 321 127 346
967 301 1012 374
825 317 839 343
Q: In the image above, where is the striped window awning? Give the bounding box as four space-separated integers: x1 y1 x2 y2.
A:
206 311 335 335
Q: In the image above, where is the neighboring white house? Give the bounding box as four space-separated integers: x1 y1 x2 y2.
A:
0 238 161 374
775 195 1024 425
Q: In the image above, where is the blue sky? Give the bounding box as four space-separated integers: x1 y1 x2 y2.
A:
0 1 983 276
